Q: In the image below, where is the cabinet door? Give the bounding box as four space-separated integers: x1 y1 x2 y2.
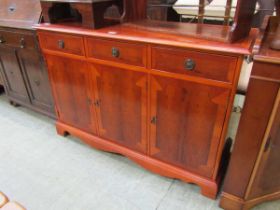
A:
0 47 30 104
149 75 230 178
248 96 280 199
18 49 54 115
91 64 148 153
45 55 97 134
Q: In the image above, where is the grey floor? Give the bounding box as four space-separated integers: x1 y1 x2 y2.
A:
0 94 279 210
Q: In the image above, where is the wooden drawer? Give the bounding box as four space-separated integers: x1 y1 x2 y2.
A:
39 32 85 56
86 38 147 67
152 46 237 82
0 30 36 50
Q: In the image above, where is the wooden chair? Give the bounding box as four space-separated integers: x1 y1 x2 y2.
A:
197 0 233 25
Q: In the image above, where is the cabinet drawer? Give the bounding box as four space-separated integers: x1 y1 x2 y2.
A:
152 46 237 82
39 32 85 56
86 38 147 67
0 30 36 50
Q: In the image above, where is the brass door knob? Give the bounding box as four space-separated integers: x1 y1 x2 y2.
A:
112 47 120 58
58 40 65 49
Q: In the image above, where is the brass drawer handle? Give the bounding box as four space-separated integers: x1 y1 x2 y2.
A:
20 38 25 49
58 40 65 49
112 47 120 58
184 59 196 71
8 6 16 12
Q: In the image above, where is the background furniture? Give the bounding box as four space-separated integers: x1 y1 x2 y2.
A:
0 0 54 117
147 0 180 21
36 2 256 198
146 0 259 42
220 16 280 210
40 0 148 28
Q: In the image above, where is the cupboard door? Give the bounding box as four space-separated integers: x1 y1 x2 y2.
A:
45 55 97 134
248 97 280 199
91 64 148 153
0 47 30 104
149 75 230 178
18 49 54 115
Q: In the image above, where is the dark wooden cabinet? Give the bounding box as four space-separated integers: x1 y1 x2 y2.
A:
149 75 230 178
0 47 30 104
36 19 255 199
19 50 53 113
0 0 54 117
220 16 280 210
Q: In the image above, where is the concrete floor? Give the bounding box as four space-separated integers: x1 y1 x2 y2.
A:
0 94 279 210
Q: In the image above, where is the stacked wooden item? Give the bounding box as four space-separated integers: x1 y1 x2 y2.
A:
0 0 54 117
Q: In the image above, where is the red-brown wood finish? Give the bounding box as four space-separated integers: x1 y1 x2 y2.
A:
90 64 148 153
151 46 237 83
39 32 85 56
45 54 97 134
220 16 280 210
36 19 255 199
149 75 230 178
86 38 147 67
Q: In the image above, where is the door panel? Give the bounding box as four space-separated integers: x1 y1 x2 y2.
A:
149 75 230 178
91 64 148 153
248 98 280 199
18 49 54 114
46 55 97 134
0 46 30 103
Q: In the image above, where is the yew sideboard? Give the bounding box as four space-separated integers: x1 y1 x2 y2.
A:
35 20 256 199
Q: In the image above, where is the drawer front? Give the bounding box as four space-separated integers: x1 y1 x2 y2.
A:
0 30 36 50
152 46 237 82
39 32 85 56
86 38 147 67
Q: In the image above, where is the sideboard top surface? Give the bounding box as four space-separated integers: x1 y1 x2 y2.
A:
35 20 257 56
0 0 41 29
